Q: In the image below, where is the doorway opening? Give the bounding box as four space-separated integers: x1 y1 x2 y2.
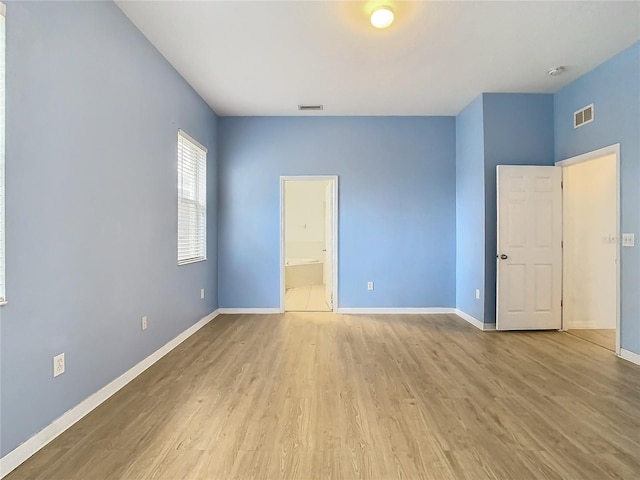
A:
280 176 338 312
557 145 620 353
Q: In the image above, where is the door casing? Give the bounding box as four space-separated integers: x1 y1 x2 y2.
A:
280 175 339 312
556 143 621 354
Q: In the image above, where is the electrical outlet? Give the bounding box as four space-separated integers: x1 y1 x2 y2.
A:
200 288 205 299
367 281 374 291
622 233 635 247
53 353 65 377
475 289 480 300
141 315 148 330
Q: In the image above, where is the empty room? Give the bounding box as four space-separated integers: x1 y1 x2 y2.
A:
1 1 640 479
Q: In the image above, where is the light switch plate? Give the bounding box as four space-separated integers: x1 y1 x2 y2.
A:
622 233 635 247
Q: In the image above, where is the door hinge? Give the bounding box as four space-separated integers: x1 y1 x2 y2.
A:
561 299 563 307
561 240 563 248
561 181 563 189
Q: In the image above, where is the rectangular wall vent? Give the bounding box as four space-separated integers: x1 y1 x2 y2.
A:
298 104 323 111
574 104 594 128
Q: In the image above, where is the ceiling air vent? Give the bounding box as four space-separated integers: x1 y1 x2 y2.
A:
574 104 594 128
298 104 323 111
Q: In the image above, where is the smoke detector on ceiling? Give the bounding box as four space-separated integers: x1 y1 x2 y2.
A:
547 66 566 76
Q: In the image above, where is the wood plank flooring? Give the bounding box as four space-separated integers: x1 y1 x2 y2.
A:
567 329 616 351
5 313 640 480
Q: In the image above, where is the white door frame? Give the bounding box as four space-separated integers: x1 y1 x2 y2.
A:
556 143 620 354
280 175 339 312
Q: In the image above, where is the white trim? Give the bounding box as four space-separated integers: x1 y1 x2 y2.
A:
0 309 220 479
555 143 619 168
177 256 207 266
337 307 455 315
565 321 598 329
0 2 5 304
455 309 497 331
177 128 207 153
556 143 621 354
280 175 339 313
217 308 281 314
619 348 640 366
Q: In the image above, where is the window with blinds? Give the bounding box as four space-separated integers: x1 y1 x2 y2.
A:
177 130 207 265
0 3 6 304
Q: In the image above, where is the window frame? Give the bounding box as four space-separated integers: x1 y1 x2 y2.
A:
0 2 6 304
177 129 207 266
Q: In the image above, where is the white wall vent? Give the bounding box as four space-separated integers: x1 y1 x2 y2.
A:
298 104 323 111
574 104 594 128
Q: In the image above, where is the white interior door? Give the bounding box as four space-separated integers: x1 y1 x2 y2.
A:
324 182 333 310
496 166 562 330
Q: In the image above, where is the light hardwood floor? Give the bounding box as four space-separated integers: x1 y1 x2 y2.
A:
5 313 640 480
567 329 616 352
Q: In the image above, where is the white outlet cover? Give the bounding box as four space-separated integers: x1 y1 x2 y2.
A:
622 233 635 247
367 282 374 291
201 288 205 299
475 289 480 299
141 316 148 330
53 353 65 377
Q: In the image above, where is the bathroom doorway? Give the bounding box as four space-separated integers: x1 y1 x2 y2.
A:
280 176 338 312
557 145 620 353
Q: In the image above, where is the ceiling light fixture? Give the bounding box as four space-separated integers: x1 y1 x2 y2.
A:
547 66 566 76
371 6 394 29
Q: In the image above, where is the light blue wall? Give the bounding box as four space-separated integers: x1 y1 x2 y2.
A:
554 42 640 354
455 96 485 320
482 93 555 323
0 1 218 456
218 117 456 309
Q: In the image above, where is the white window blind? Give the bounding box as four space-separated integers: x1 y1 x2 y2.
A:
177 130 207 265
0 3 6 304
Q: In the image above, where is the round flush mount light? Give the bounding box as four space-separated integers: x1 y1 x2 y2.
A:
547 66 566 76
371 6 394 29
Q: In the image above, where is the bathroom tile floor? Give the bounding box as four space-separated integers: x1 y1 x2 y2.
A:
285 284 331 312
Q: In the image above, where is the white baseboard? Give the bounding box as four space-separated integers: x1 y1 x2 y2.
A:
336 307 456 315
566 321 597 329
0 309 220 479
454 309 496 331
619 348 640 366
218 308 281 314
565 321 604 330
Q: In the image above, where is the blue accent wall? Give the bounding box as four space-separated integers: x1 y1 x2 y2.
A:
482 93 555 323
218 117 456 309
0 1 218 456
455 96 485 320
554 42 640 354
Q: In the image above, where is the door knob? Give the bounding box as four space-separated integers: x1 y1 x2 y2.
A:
500 254 508 260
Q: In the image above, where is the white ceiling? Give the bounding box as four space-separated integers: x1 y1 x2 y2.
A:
115 1 640 116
